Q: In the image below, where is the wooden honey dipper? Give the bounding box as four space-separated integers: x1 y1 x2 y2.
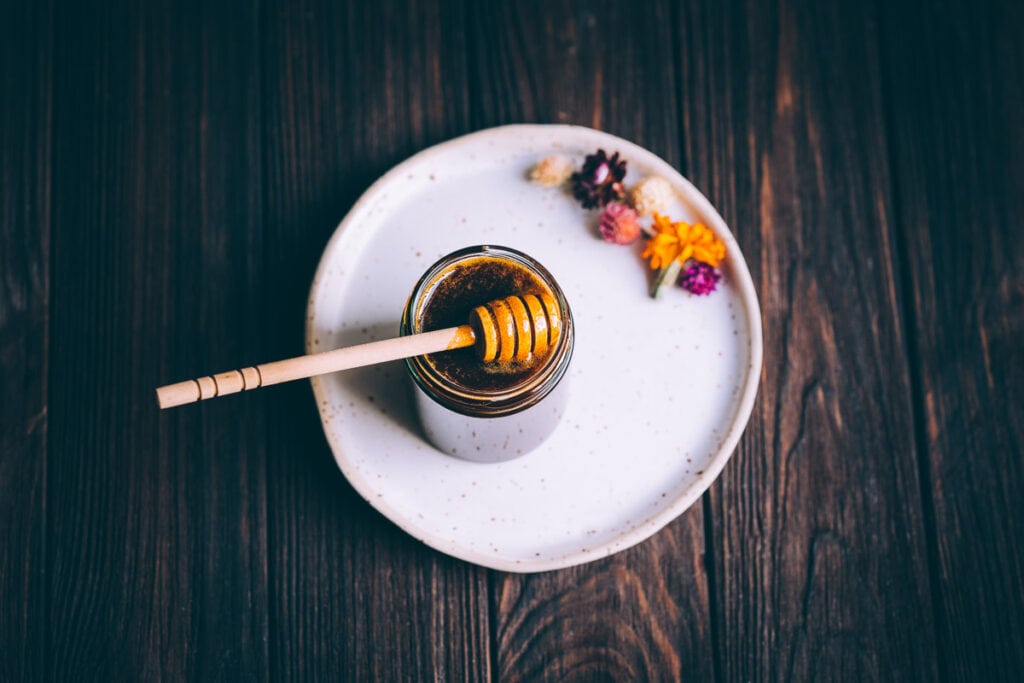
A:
156 293 563 409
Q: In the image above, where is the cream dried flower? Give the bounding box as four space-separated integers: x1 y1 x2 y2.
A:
629 176 675 216
528 155 575 187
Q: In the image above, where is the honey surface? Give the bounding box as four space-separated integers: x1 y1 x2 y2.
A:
418 256 557 391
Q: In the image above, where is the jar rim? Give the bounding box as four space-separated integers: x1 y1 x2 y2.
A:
401 245 574 417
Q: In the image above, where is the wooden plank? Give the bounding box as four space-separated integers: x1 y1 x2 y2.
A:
677 0 940 679
0 2 51 681
467 2 717 680
879 0 1024 678
48 0 268 678
258 1 490 679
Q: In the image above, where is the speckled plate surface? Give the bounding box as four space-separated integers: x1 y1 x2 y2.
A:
306 125 762 572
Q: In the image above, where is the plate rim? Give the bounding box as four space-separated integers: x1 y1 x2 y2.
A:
306 123 763 572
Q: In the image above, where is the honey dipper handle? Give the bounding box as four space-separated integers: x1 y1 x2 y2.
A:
156 325 476 409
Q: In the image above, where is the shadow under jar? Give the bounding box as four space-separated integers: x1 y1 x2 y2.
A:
401 245 574 462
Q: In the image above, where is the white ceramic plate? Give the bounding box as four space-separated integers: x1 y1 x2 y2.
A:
307 125 762 572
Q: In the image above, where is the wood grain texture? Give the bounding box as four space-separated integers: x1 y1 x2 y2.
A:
48 0 268 678
2 0 1021 679
259 0 490 679
679 1 939 679
880 0 1024 679
468 2 716 680
0 2 50 681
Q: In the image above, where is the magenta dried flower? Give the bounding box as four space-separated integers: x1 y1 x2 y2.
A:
678 261 721 295
571 149 627 209
598 202 641 245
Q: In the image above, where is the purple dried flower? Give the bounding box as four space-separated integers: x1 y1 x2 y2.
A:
678 261 721 295
571 149 627 209
598 202 641 245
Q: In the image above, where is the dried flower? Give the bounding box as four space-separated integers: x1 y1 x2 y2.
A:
571 149 627 209
529 155 574 187
678 261 721 295
630 176 675 216
598 202 641 245
641 213 726 270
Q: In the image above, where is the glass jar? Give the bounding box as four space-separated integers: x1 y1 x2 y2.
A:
401 245 574 462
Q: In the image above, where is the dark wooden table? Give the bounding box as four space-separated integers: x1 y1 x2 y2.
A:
3 0 1022 680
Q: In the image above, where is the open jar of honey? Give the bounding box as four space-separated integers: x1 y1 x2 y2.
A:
401 245 574 462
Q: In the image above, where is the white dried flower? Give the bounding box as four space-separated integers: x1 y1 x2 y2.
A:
629 176 675 216
528 155 575 187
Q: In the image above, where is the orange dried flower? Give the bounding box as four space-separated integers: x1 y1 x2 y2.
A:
641 213 726 269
